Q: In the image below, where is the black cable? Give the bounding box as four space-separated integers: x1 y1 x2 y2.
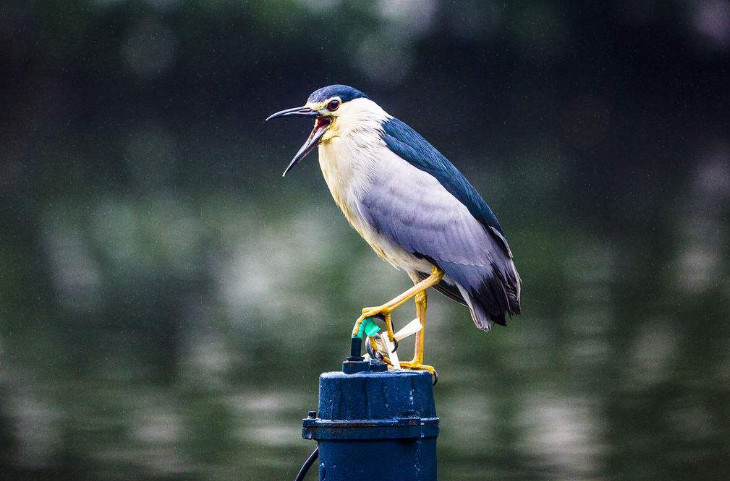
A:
293 446 319 481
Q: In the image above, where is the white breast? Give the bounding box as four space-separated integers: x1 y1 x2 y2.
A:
317 130 435 274
317 131 380 242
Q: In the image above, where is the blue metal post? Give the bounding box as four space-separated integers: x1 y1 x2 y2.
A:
302 358 439 481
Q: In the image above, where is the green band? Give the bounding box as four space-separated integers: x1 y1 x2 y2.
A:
354 317 381 338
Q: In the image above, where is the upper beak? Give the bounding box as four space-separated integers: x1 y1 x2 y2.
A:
265 106 318 121
266 106 332 176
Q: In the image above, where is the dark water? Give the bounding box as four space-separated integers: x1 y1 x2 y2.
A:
1 139 729 481
2 1 730 479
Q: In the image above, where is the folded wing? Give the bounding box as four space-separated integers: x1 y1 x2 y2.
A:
359 158 520 331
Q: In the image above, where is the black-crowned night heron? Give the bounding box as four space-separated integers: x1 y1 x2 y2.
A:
267 85 521 374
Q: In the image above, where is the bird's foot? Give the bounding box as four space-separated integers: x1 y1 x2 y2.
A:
399 361 438 383
400 361 436 375
361 305 393 319
399 361 435 374
353 305 395 340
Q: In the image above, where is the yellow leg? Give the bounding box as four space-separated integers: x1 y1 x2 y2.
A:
399 288 436 375
414 289 427 364
352 266 443 375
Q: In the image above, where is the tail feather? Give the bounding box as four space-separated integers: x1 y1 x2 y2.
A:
443 258 521 332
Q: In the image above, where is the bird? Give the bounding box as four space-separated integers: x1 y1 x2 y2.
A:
266 85 520 374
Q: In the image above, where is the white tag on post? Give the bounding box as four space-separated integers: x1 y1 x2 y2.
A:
394 318 423 342
381 334 400 370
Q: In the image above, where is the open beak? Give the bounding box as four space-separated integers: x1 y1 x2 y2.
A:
266 106 332 176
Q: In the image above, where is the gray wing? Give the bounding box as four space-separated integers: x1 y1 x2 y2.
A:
358 165 520 330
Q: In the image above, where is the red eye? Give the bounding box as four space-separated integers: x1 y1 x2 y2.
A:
327 99 340 111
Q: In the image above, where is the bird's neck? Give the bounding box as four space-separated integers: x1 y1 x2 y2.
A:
317 127 385 229
316 98 391 232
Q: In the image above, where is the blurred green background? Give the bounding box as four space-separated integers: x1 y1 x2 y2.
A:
1 1 729 480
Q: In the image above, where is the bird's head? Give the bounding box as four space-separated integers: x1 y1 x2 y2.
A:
266 84 375 176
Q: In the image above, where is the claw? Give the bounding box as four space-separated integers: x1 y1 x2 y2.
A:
399 361 438 384
353 308 395 342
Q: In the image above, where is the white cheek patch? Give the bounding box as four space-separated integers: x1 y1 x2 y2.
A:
333 98 389 134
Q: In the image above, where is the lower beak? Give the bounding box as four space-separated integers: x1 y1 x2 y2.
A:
282 116 332 176
266 106 332 177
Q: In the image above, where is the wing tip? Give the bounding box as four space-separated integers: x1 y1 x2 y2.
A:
464 265 521 332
